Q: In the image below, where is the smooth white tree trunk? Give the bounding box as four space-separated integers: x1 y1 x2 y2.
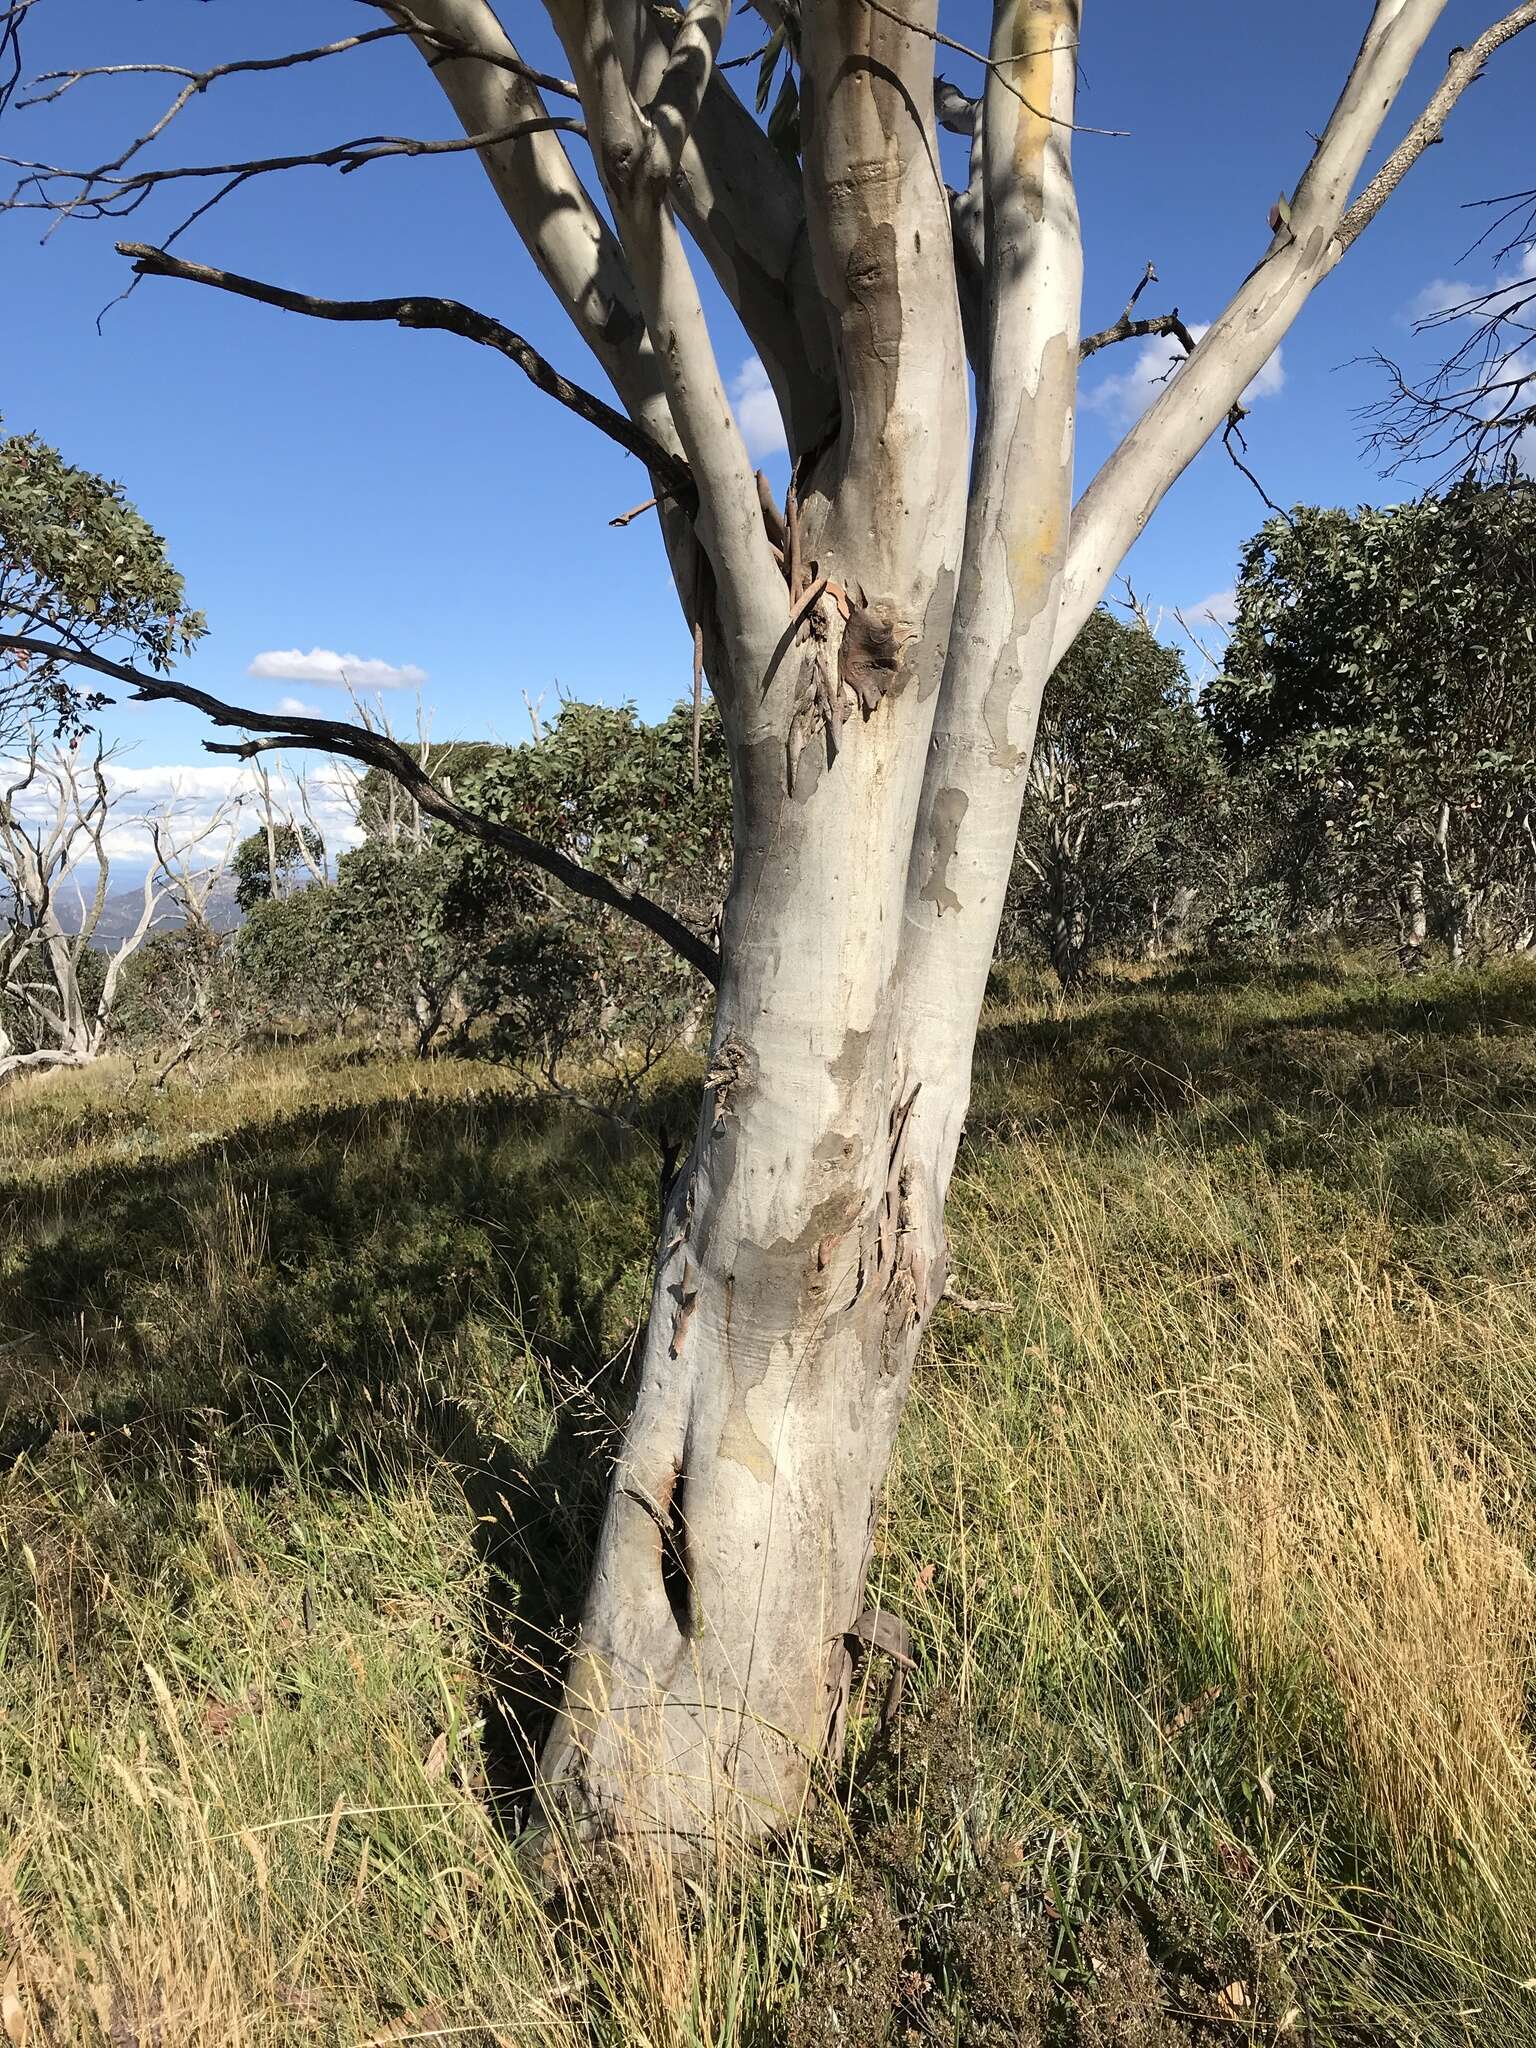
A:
5 0 1505 1847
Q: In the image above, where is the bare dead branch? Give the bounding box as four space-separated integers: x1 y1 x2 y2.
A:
1080 262 1198 361
5 117 590 227
1363 201 1536 478
115 243 696 507
1461 184 1536 267
1111 575 1161 638
610 493 664 528
1169 604 1227 673
1221 402 1294 525
19 27 414 118
939 1280 1013 1315
0 0 37 117
6 5 583 257
1359 344 1536 481
0 634 722 988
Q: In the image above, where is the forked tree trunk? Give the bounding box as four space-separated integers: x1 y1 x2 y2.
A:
537 586 969 1833
525 0 1466 1843
538 0 1077 1840
4 0 1485 1847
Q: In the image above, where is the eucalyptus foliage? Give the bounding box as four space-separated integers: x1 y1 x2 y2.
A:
1001 610 1215 985
0 427 204 741
448 697 730 1088
1209 477 1536 964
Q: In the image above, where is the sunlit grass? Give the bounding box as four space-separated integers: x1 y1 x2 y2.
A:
4 959 1536 2043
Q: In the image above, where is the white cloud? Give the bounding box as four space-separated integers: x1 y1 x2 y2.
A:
1410 275 1473 323
275 694 322 717
1 754 364 873
248 647 426 690
1185 586 1238 635
730 355 788 459
1085 323 1285 425
1409 242 1536 325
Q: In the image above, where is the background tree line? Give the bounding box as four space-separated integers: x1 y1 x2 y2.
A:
7 446 1536 1096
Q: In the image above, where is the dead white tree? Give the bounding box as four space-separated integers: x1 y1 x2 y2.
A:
0 734 233 1080
135 800 244 1087
2 0 1533 1843
248 756 328 896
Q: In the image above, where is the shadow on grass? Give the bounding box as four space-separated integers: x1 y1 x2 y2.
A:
0 1072 698 1805
7 959 1536 1793
975 955 1536 1152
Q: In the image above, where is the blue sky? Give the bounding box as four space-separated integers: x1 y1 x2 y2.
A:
5 1 1533 804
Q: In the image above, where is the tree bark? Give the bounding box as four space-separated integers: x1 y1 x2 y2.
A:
538 0 1070 1842
1398 859 1428 973
537 998 945 1837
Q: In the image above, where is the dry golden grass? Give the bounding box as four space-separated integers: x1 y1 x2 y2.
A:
4 958 1536 2042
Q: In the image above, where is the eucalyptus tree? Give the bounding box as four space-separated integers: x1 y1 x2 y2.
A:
2 2 1533 1843
448 697 732 1085
1208 478 1536 967
1000 609 1210 985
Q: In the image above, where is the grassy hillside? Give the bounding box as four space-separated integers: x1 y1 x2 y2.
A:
3 958 1536 2045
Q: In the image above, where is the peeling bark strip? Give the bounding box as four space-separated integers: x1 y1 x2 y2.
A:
919 786 969 916
21 0 1527 1851
783 584 915 790
667 1260 699 1357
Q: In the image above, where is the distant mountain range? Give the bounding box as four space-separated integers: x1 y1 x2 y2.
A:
2 872 244 950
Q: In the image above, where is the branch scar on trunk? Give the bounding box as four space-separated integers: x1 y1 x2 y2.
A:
705 1030 751 1134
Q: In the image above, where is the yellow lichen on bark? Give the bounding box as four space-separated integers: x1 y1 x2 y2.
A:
1000 0 1071 200
1005 330 1074 620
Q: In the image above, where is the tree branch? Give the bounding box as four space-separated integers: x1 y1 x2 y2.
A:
115 243 696 506
380 0 694 571
17 17 583 157
1079 261 1198 359
5 118 590 224
1220 402 1294 525
369 0 580 98
645 0 732 182
19 28 419 120
0 635 722 987
942 76 988 376
552 0 786 689
0 0 36 118
858 0 1120 134
1056 0 1456 663
1337 3 1536 249
665 63 838 454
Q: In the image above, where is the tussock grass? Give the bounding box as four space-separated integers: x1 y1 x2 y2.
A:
4 962 1536 2042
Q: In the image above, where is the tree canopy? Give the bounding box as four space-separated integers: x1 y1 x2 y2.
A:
0 426 203 742
1208 476 1536 961
1005 610 1212 985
